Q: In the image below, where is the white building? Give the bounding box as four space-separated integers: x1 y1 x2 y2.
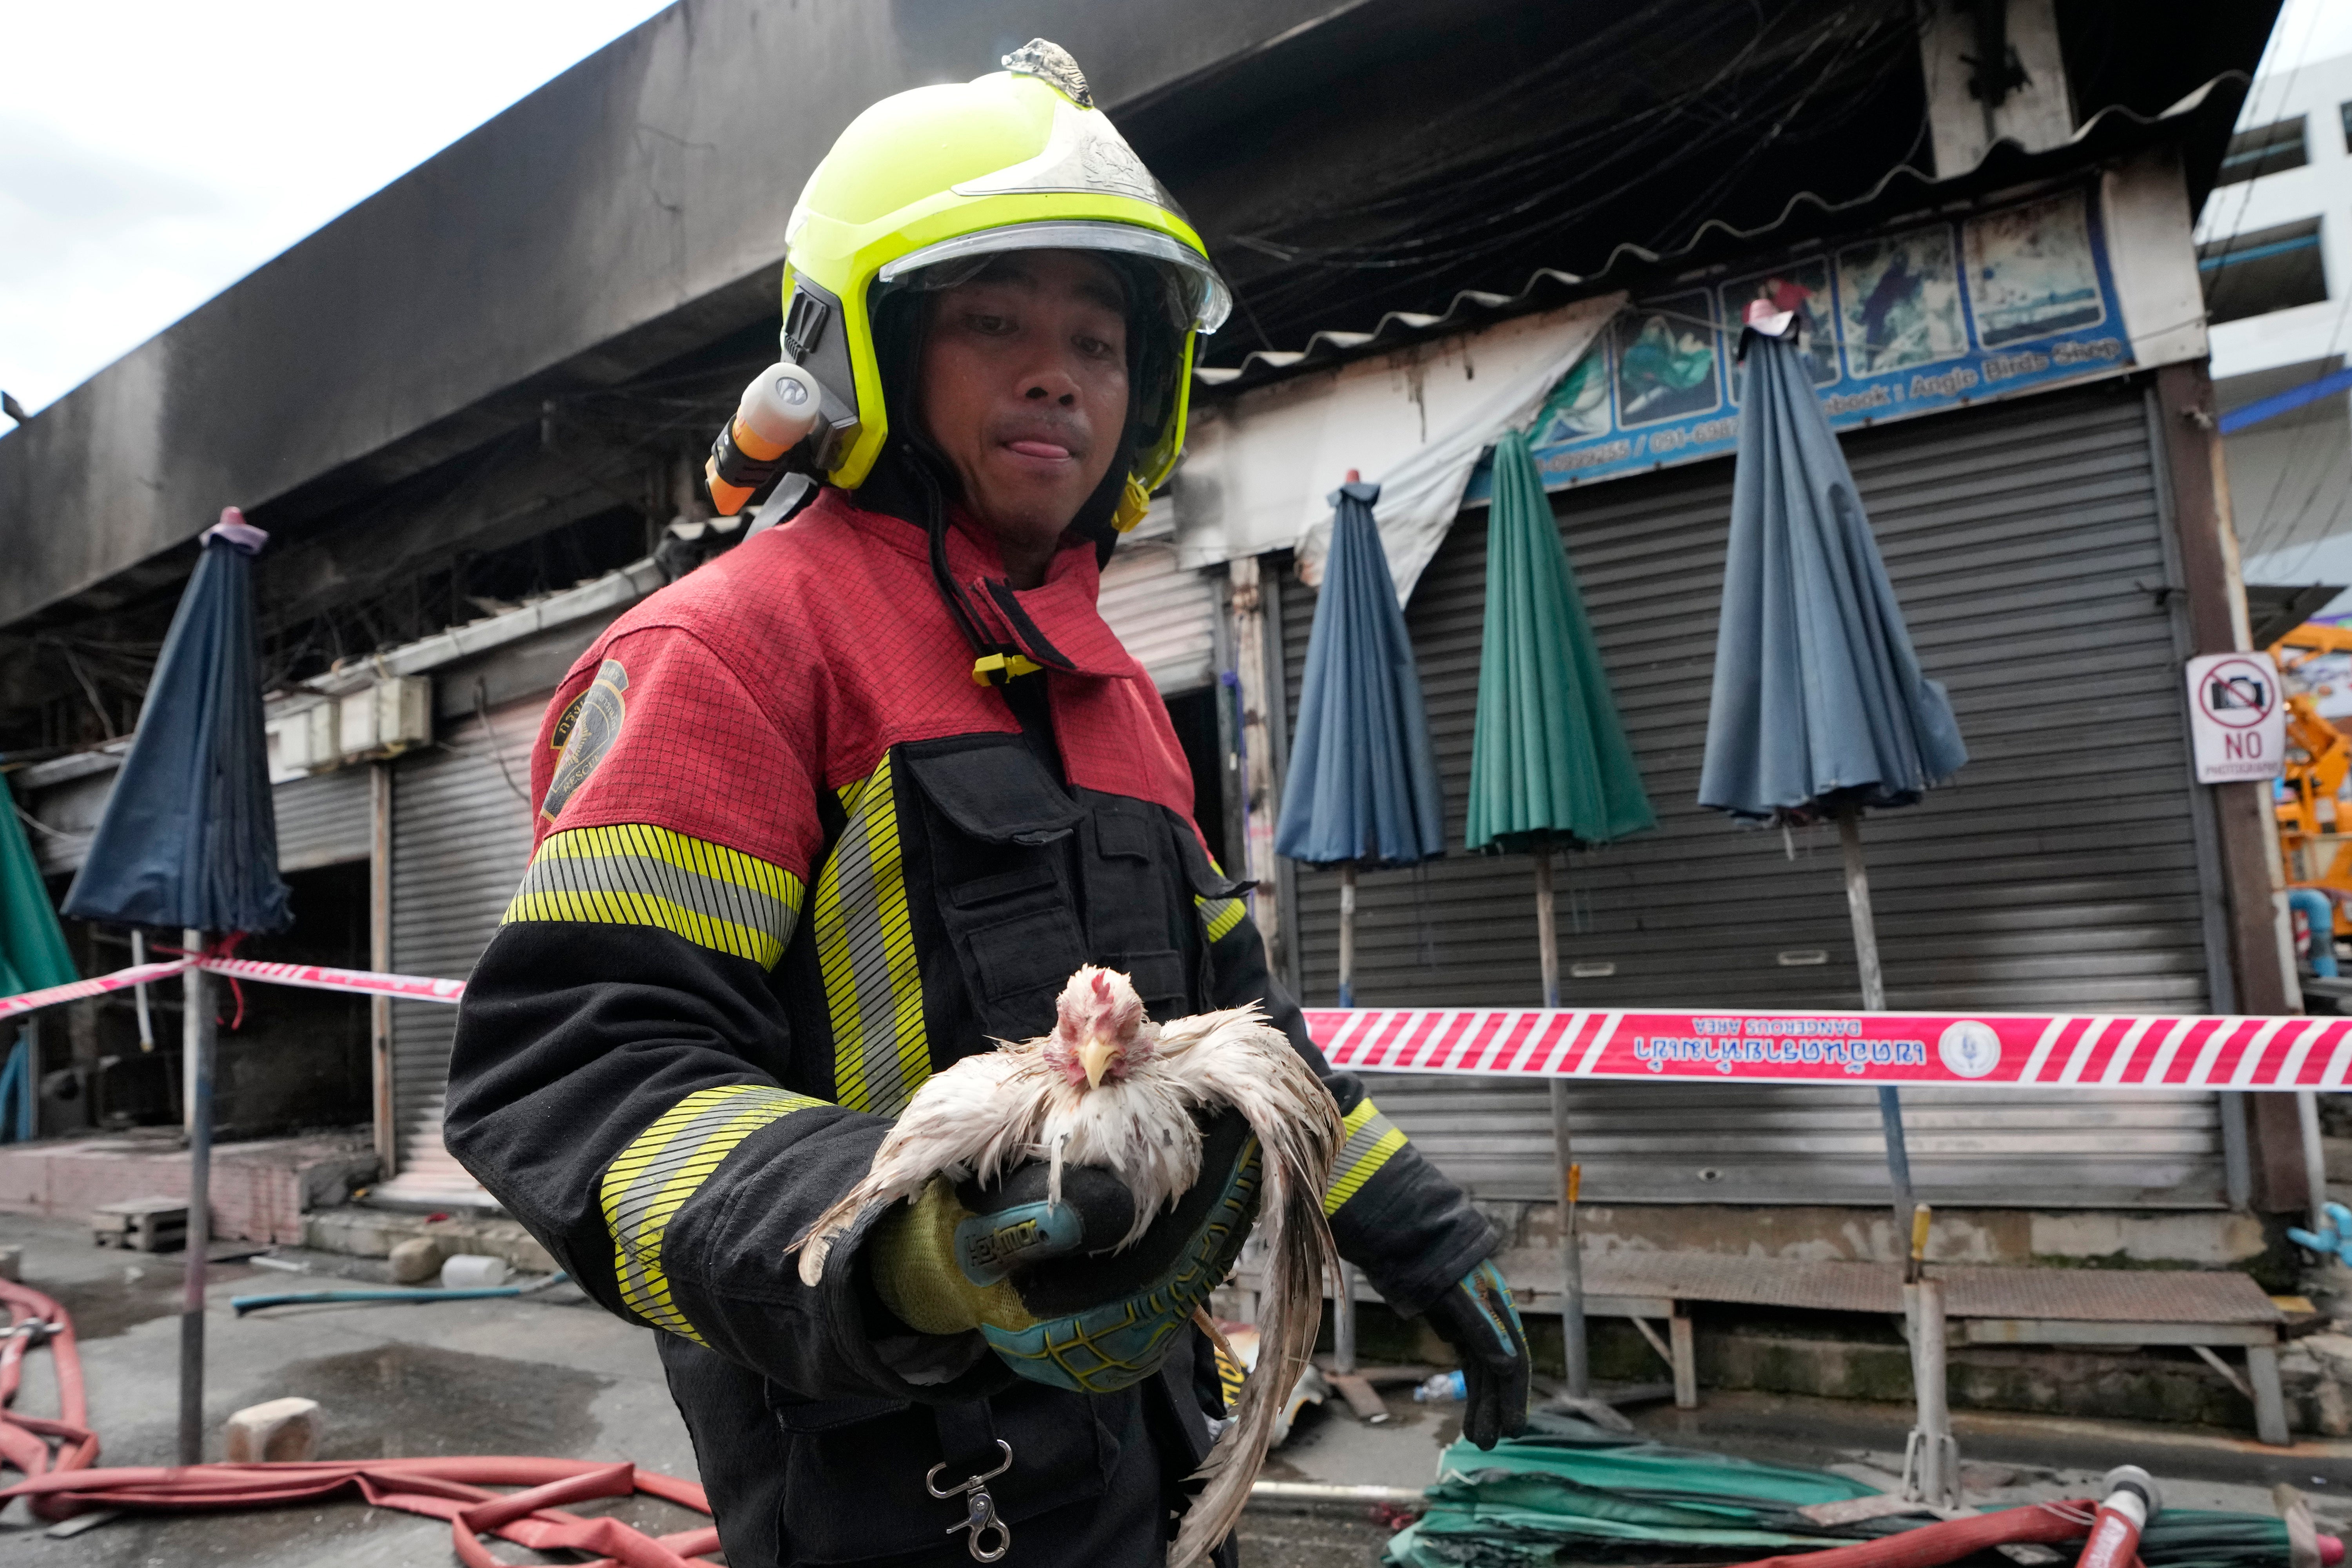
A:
2199 51 2352 608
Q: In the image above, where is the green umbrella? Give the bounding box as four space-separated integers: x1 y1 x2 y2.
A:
0 790 76 1142
1386 1413 2314 1568
1467 427 1655 1398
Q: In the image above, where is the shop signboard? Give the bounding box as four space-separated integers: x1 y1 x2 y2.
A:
1475 183 2133 495
2185 650 2285 784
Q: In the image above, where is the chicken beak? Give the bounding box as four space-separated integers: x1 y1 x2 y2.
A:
1077 1032 1118 1089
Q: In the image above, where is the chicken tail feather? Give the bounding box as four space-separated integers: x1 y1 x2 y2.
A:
1169 1089 1342 1568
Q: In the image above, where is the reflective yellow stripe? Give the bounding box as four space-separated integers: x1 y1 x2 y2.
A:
1195 894 1247 944
1323 1096 1407 1216
813 755 929 1115
504 824 803 969
601 1083 826 1343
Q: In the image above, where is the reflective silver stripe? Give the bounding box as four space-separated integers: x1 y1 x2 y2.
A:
814 757 928 1115
506 824 802 968
603 1083 825 1342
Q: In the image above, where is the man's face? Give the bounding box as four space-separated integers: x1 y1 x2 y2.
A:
915 250 1131 570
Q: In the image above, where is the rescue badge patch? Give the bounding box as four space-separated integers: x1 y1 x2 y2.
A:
540 659 628 822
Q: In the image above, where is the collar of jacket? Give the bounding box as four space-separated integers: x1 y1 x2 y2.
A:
817 487 1140 682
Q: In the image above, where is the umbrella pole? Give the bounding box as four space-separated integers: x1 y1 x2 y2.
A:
1837 808 1913 1237
1338 863 1357 1007
179 928 213 1465
1536 846 1590 1396
1842 810 1955 1500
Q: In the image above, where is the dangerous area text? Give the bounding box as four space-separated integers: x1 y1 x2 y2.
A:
1632 1016 1929 1074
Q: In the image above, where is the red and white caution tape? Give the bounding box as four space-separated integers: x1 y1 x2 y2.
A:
7 968 2350 1091
0 956 466 1023
0 960 196 1023
1304 1006 2352 1092
193 955 466 1006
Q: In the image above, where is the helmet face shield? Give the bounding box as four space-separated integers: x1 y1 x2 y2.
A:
878 221 1231 336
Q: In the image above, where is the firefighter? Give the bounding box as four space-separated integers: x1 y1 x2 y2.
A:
446 40 1528 1566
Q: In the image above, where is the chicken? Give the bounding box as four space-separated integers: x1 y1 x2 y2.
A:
790 964 1343 1567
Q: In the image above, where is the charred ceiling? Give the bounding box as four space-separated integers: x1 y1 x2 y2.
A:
1135 0 1929 368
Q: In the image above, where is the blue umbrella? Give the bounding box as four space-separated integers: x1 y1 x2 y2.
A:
1698 313 1967 1435
62 506 289 1465
1276 475 1446 1005
1697 317 1965 827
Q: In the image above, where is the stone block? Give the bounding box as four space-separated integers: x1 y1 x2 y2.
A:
223 1397 320 1463
388 1235 443 1284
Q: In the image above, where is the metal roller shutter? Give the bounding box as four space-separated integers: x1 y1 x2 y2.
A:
273 766 372 871
1099 514 1218 693
379 699 543 1205
1282 384 2227 1207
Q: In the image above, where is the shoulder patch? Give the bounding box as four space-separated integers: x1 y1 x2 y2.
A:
541 659 629 822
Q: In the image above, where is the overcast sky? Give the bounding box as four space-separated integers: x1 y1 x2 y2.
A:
2 0 2348 421
0 1 672 417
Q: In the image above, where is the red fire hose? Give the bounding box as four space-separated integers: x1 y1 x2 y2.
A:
1734 1466 2343 1568
0 1275 720 1565
5 1457 720 1568
1734 1499 2106 1568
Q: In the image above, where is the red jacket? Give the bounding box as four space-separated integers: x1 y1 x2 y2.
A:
446 487 1493 1563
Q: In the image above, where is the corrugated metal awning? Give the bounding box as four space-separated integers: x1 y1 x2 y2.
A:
1195 73 2246 395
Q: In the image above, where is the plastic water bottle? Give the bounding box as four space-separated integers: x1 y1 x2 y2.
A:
440 1254 512 1289
1413 1371 1466 1403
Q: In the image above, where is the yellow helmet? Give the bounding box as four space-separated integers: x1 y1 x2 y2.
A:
777 40 1229 520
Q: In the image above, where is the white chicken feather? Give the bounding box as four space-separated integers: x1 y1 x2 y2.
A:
790 964 1342 1567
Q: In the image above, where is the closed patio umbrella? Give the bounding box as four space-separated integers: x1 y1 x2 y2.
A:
0 799 76 1143
1699 302 1966 1499
1467 427 1655 1398
1697 306 1967 1224
1276 474 1447 1007
63 508 290 1465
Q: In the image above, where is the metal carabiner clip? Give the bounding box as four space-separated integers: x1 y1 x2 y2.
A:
925 1438 1013 1563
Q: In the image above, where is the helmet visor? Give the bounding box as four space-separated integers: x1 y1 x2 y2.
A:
878 220 1230 335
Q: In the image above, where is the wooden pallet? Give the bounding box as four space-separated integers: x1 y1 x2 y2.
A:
91 1197 188 1252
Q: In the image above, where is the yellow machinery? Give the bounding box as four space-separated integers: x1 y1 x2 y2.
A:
2270 622 2352 939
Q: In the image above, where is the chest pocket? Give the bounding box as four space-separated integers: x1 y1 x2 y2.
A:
1077 793 1195 1023
904 738 1088 1041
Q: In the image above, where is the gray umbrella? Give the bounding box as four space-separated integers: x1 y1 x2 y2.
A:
1699 306 1966 1227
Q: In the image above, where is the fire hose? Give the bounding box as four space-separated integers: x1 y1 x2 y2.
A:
1732 1467 2344 1568
0 1266 2342 1568
0 1274 722 1565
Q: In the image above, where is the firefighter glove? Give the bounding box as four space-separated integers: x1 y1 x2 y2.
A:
1421 1258 1531 1448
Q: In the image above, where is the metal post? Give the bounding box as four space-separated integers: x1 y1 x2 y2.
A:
1227 556 1283 976
15 1022 34 1144
1877 1087 1915 1249
179 931 212 1466
1537 844 1586 1394
2298 1090 2330 1234
1553 1098 1588 1399
1902 1277 1956 1506
1332 1261 1357 1375
1840 806 1915 1248
1338 863 1357 1008
1534 847 1560 1009
370 762 397 1176
129 930 155 1051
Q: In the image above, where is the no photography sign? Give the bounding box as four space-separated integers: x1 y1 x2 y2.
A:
2186 651 2283 784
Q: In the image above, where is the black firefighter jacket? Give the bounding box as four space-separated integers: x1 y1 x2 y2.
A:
445 487 1497 1564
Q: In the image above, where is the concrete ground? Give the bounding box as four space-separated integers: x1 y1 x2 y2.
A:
0 1207 2341 1567
0 1212 697 1566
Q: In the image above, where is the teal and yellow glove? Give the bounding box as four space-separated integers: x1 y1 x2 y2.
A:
1420 1258 1530 1448
872 1109 1262 1394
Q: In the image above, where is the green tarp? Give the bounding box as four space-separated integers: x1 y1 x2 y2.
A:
0 789 74 995
1465 430 1653 854
1384 1412 2299 1568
